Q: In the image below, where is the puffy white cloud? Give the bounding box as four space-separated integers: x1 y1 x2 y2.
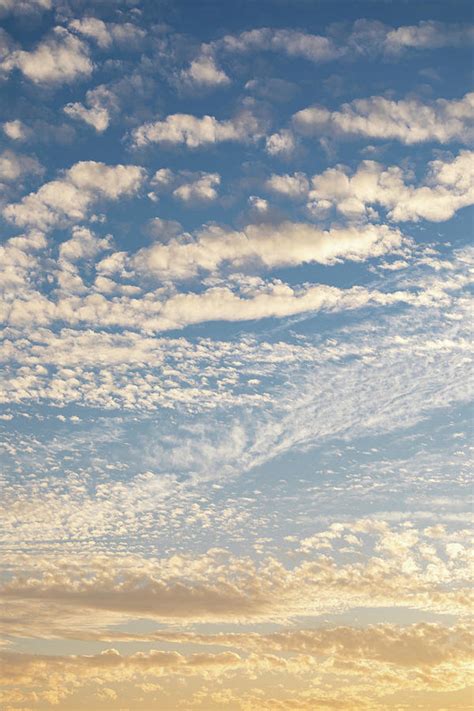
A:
385 20 474 54
173 173 220 203
219 27 339 62
293 92 474 145
130 222 405 281
132 111 262 148
308 151 474 222
58 225 111 264
146 217 183 242
182 21 474 92
69 16 117 48
150 169 221 203
266 171 309 199
248 195 269 213
347 19 474 57
69 17 145 49
64 84 117 132
140 281 416 333
180 29 339 89
0 277 419 334
151 167 175 188
3 161 146 230
2 27 93 84
2 119 28 141
0 150 43 181
0 229 46 293
181 53 230 87
7 241 469 338
56 226 112 294
265 129 296 157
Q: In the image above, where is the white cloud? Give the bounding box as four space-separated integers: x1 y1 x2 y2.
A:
220 27 339 62
173 173 221 203
0 278 416 338
146 217 183 242
151 168 175 188
0 150 43 181
181 53 230 87
293 92 474 145
55 226 112 294
248 195 269 213
4 27 93 84
69 17 145 49
2 119 28 141
16 237 474 339
308 151 474 222
266 172 309 199
149 169 221 203
265 129 296 157
347 19 474 57
182 21 474 90
3 161 146 230
59 226 111 264
132 111 262 148
130 222 405 281
0 230 46 298
140 280 416 333
385 20 474 54
68 17 113 48
64 84 117 132
181 29 338 90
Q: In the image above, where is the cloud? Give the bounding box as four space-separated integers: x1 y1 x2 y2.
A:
58 228 110 270
0 276 415 334
181 21 474 93
3 27 93 85
132 110 262 148
1 622 472 711
265 129 297 157
347 19 474 57
133 281 415 333
149 169 221 203
0 150 43 182
0 646 243 708
1 8 473 711
384 20 474 54
2 119 28 141
1 224 471 340
181 53 230 88
248 195 269 214
307 151 474 222
130 222 405 280
266 172 309 199
173 173 221 203
150 622 474 671
0 0 51 14
1 250 470 418
0 518 472 628
64 84 117 132
214 28 340 62
179 28 339 90
145 217 183 242
293 92 474 145
3 161 146 230
0 229 46 294
68 17 145 50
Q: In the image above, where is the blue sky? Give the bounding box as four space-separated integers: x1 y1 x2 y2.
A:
0 1 473 709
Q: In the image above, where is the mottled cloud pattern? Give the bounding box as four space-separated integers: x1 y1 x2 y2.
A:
0 1 473 710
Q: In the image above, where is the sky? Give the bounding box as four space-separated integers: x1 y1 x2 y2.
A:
0 0 473 709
